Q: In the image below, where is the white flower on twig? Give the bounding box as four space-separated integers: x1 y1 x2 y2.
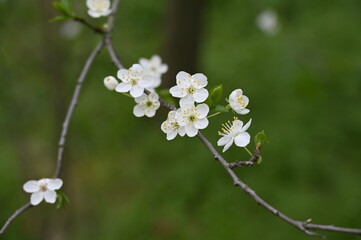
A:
86 0 112 18
103 76 118 90
115 64 155 98
176 97 209 137
169 71 209 105
139 55 168 89
161 110 186 140
217 118 252 152
23 178 63 206
256 9 279 35
229 89 250 115
133 92 160 117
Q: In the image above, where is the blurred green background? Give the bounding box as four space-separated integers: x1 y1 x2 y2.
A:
1 0 361 239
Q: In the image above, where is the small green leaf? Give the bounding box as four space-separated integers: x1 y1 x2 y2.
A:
157 89 176 106
56 191 70 209
213 104 229 113
49 15 70 22
52 1 72 16
256 156 263 164
254 130 268 148
205 84 224 107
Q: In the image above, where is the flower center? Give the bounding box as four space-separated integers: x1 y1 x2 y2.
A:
39 183 48 192
94 1 107 9
130 78 138 86
187 86 196 94
146 101 153 107
171 121 179 129
236 95 247 107
189 114 197 122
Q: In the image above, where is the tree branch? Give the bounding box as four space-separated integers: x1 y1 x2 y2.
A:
54 39 105 178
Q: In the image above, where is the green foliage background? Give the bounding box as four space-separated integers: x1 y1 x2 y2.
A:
1 0 361 239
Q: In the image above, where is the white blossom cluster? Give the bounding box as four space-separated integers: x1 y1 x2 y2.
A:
161 71 210 140
104 55 168 118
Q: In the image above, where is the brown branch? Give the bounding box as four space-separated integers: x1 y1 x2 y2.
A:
109 48 361 236
54 39 105 178
72 17 105 34
228 148 261 169
0 203 31 236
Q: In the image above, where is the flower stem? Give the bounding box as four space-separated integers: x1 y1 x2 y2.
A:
207 112 222 118
243 147 252 156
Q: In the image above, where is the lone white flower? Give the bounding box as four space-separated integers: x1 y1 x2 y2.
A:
133 92 160 117
217 118 252 152
23 178 63 206
161 110 186 140
115 64 155 98
176 97 209 137
86 0 112 18
229 89 250 115
139 55 168 89
256 9 279 35
169 71 209 104
103 76 118 90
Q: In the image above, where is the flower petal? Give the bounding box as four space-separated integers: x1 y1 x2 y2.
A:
196 104 209 118
134 94 147 104
178 126 186 136
31 192 44 206
117 69 129 81
148 92 159 101
193 88 209 103
169 86 186 98
145 108 156 117
44 190 57 204
159 64 168 74
185 125 198 137
194 117 209 129
217 136 230 146
23 180 39 193
234 132 251 147
133 105 145 117
241 119 252 132
235 108 250 115
139 75 155 88
130 85 144 98
47 178 63 190
166 131 177 140
223 138 234 152
192 73 208 88
131 64 143 72
176 71 191 86
115 82 132 93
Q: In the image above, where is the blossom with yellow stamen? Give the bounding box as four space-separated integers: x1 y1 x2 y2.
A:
217 118 252 152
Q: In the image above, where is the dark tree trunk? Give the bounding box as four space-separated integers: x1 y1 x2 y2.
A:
163 0 207 88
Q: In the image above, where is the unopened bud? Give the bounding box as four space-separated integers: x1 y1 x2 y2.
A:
103 76 118 91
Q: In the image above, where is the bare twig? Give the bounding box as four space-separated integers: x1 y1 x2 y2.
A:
228 148 261 169
0 203 31 235
54 39 105 178
73 17 105 34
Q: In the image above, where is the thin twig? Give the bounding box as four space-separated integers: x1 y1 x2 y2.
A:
0 203 31 235
73 17 105 34
54 39 104 178
228 148 261 169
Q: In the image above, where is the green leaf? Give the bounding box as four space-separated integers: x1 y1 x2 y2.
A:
205 84 224 107
56 191 70 209
52 1 72 17
157 89 176 106
49 15 70 22
256 156 263 164
254 130 268 148
213 104 229 113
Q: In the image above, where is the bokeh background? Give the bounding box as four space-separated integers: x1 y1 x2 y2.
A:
1 0 361 239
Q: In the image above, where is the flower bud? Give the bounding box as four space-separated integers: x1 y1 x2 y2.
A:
104 76 119 91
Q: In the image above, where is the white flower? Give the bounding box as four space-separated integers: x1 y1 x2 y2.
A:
139 55 168 89
103 76 118 90
23 178 63 206
86 0 112 18
161 110 186 140
229 89 250 115
115 64 155 98
169 71 209 105
217 118 252 152
133 92 160 117
256 9 279 35
176 97 209 137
